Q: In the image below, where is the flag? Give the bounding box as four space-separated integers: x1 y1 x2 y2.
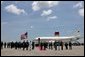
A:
24 32 28 38
21 32 28 40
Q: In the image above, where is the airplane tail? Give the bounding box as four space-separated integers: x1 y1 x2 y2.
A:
71 29 81 37
74 30 80 37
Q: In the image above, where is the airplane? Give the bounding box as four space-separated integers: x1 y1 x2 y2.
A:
33 30 83 43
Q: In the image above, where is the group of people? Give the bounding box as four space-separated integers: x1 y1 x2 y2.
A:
1 40 72 51
1 40 35 51
39 41 72 50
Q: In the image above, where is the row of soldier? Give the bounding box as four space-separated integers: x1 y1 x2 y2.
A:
39 41 72 50
1 40 35 50
1 40 72 50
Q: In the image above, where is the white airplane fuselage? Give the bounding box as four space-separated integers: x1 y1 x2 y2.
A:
34 36 80 42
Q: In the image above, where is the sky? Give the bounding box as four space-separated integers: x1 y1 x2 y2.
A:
1 1 84 42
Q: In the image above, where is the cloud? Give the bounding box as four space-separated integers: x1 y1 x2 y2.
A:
73 1 84 17
47 16 57 21
5 4 27 15
78 8 84 16
32 1 40 11
32 1 59 11
41 9 52 16
28 26 34 31
30 26 33 29
73 1 83 8
1 1 3 4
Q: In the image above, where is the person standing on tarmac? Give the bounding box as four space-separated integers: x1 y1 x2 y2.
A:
69 41 72 50
60 41 63 50
29 41 31 51
18 41 21 49
56 41 59 50
4 42 6 48
65 42 68 50
15 41 18 50
32 41 35 50
1 41 3 49
50 42 53 50
22 40 25 50
48 42 51 49
58 41 61 50
43 41 47 50
54 40 57 50
26 40 29 50
11 41 14 49
40 42 43 50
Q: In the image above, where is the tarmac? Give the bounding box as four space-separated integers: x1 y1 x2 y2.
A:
1 46 84 56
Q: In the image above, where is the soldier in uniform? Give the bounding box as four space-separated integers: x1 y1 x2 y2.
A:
48 42 51 49
40 42 43 50
65 42 68 50
69 41 72 50
11 41 14 49
1 41 3 49
29 41 31 51
26 40 29 50
19 41 22 49
43 42 46 50
50 42 53 50
15 41 18 49
4 42 6 48
32 41 35 50
60 41 63 50
7 42 10 48
22 40 25 50
54 40 57 50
